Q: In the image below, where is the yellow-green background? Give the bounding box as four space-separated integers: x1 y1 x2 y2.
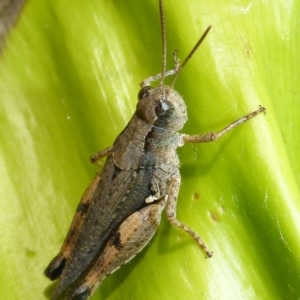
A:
1 0 299 299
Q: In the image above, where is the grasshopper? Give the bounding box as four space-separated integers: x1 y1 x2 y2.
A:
44 0 266 299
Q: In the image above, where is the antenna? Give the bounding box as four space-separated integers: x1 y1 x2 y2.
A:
159 0 167 86
139 1 211 89
170 26 211 89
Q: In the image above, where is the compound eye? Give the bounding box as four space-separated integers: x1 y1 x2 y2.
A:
138 86 152 101
155 100 170 117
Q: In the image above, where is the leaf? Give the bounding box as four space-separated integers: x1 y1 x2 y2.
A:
0 0 299 299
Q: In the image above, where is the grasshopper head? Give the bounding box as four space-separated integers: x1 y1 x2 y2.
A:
136 85 187 131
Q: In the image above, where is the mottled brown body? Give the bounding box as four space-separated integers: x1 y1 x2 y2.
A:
44 1 266 299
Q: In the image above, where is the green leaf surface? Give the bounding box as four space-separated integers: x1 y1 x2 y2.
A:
1 0 299 299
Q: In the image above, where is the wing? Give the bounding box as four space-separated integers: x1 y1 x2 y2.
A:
51 154 154 299
64 197 167 300
44 172 103 281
